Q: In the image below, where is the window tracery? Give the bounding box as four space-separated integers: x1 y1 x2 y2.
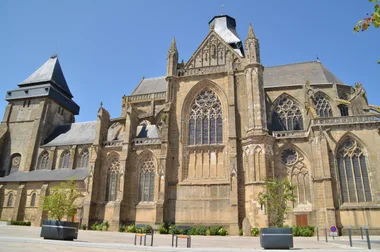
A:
338 104 349 116
7 193 13 207
105 155 120 201
272 96 304 131
337 137 372 203
38 151 49 170
10 153 21 172
188 88 223 145
314 94 333 117
60 151 71 168
138 155 156 202
78 149 89 168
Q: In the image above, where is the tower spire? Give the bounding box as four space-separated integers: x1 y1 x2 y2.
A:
247 23 256 39
168 37 177 54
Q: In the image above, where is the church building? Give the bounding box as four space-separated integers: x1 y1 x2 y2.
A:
0 15 379 234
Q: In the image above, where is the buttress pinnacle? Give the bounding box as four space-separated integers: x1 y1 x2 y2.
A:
247 23 256 39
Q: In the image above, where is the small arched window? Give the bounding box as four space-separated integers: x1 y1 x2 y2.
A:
60 151 71 168
7 193 13 207
338 104 349 116
38 151 49 170
105 155 120 201
78 149 89 168
138 154 156 202
337 137 372 203
188 88 223 145
30 193 37 207
314 94 333 117
272 96 304 131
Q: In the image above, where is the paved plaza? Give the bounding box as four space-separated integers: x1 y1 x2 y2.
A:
0 226 379 251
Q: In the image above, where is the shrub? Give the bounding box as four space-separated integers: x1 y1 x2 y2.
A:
169 223 177 234
299 228 314 237
239 228 243 236
218 227 228 236
91 222 98 231
292 226 315 237
10 221 31 226
157 223 168 234
196 225 207 236
119 224 125 232
80 224 87 230
125 224 136 233
209 226 220 236
251 227 259 236
188 227 198 235
206 228 211 236
292 226 300 236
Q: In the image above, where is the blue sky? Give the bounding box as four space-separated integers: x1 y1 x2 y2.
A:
0 0 379 122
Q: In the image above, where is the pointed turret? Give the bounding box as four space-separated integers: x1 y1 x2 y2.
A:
245 23 260 64
247 23 256 39
166 37 178 77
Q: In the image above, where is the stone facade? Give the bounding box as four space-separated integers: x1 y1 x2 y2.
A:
0 15 379 235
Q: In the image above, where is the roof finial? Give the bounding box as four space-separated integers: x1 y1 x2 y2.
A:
247 23 256 39
221 4 224 15
316 54 320 62
169 37 177 53
100 101 103 108
50 53 57 59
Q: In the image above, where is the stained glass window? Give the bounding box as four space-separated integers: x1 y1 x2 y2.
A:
30 193 36 207
281 149 298 165
105 155 120 201
272 96 304 131
337 137 372 203
38 151 49 170
189 88 223 145
138 155 156 202
60 151 71 168
7 193 13 207
78 149 89 168
314 94 333 117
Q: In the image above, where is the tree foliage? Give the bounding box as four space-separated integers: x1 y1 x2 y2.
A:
353 0 380 64
43 179 81 221
258 178 296 228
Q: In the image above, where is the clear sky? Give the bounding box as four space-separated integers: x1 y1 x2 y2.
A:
0 0 379 122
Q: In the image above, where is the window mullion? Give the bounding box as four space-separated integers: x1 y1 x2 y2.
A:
342 155 350 203
350 155 358 202
358 154 367 201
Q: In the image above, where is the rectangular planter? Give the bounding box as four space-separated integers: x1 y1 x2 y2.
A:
260 228 293 249
40 220 79 241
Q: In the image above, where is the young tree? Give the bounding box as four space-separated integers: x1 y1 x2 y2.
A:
258 178 296 228
43 179 81 221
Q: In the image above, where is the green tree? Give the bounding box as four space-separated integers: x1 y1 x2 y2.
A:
258 178 296 228
43 179 81 221
353 0 380 63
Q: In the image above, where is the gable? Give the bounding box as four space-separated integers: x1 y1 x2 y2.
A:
185 31 242 70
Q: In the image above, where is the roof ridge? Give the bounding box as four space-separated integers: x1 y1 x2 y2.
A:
265 60 319 68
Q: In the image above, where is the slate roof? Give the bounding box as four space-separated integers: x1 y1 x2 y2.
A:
263 61 343 88
43 121 97 147
131 76 167 95
130 61 343 95
0 168 89 182
19 55 73 98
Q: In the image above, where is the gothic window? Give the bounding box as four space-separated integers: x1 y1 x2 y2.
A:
281 148 311 205
30 193 36 207
138 155 156 202
337 137 372 203
272 96 304 131
338 104 349 116
314 94 333 117
38 151 49 170
10 153 21 172
188 88 223 145
78 149 89 168
60 151 71 168
7 193 13 207
105 155 120 201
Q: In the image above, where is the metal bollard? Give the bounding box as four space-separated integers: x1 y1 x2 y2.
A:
348 225 352 247
360 226 363 240
316 226 319 241
325 227 328 243
365 225 371 250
